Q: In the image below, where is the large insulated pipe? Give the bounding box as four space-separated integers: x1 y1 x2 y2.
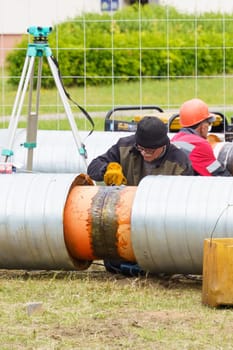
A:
1 174 233 274
131 175 233 274
64 175 233 274
0 129 177 173
0 129 132 173
0 172 93 270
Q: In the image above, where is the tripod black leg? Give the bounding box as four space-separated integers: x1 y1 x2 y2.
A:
47 56 88 170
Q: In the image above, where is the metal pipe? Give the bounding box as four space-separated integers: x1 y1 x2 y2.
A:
64 185 136 262
0 129 178 173
0 172 93 270
131 175 233 274
0 129 132 173
1 173 233 274
64 175 233 275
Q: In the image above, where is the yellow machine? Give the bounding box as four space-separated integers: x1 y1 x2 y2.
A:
104 105 233 141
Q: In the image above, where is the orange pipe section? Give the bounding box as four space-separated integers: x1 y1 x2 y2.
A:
115 187 136 261
64 186 98 260
63 185 137 262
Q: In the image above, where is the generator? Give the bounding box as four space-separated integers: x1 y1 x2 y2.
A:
104 105 233 141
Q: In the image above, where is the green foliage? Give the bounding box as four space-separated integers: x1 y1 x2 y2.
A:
6 36 28 85
6 4 233 87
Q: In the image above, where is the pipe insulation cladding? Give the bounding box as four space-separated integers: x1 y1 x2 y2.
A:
0 129 132 173
0 174 233 274
0 173 93 270
131 175 233 274
0 128 231 175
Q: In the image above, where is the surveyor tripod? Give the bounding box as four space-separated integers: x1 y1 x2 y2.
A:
1 26 88 171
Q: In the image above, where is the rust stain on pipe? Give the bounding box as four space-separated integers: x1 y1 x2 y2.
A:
64 185 136 262
64 186 98 261
115 186 136 261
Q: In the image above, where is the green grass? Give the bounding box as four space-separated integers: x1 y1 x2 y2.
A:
0 268 233 349
1 77 233 131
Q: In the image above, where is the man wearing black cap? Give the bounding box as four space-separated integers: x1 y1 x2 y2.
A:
87 116 193 186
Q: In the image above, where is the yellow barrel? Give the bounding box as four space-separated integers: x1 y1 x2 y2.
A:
202 238 233 307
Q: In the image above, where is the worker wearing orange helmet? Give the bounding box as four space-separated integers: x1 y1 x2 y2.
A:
171 98 231 176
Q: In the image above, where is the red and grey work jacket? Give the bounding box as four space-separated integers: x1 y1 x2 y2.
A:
171 128 231 176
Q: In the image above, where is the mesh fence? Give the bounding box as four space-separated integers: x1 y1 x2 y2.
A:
1 2 233 127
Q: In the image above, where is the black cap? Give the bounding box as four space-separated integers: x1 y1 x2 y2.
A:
135 116 169 148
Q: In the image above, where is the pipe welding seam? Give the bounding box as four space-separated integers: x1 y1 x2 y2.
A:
63 185 136 262
1 173 233 274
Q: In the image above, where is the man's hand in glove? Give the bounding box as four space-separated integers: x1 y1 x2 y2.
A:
104 162 127 186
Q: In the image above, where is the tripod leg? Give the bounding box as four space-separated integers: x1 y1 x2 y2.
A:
25 56 42 171
2 56 36 161
10 55 30 123
46 56 88 170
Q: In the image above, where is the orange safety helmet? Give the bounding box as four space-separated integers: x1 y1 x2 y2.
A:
179 98 215 127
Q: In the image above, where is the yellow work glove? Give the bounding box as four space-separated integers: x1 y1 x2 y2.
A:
104 162 127 186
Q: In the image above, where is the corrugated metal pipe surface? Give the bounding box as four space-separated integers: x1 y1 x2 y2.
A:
0 129 181 173
1 174 233 274
0 129 132 173
212 141 233 175
0 172 93 270
131 175 233 274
